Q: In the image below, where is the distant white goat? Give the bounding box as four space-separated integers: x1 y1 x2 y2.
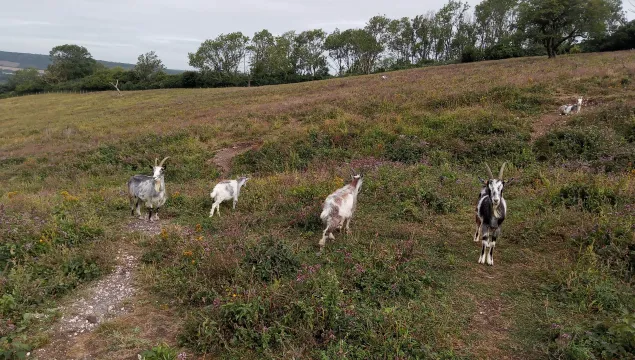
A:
209 177 249 217
319 171 363 252
559 98 583 115
128 157 169 222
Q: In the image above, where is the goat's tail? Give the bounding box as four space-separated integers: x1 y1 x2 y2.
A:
210 189 217 200
320 206 331 221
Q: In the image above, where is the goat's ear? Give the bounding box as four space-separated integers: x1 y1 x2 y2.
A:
162 164 167 170
149 165 154 169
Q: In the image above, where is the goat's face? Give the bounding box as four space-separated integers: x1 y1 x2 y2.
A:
351 174 363 190
487 179 504 206
150 157 169 180
239 177 249 187
151 165 165 180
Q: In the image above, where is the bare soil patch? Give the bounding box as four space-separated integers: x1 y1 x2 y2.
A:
33 251 138 360
211 142 257 175
531 113 563 142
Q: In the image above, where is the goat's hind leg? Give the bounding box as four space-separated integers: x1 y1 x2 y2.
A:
487 228 500 266
319 226 331 252
473 225 481 242
344 217 352 235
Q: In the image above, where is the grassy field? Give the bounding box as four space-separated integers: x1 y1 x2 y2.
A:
1 51 634 359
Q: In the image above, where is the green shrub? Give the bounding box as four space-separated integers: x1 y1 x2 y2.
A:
385 135 427 164
534 128 603 162
243 238 300 282
179 298 288 354
550 311 635 360
552 183 618 213
574 223 635 282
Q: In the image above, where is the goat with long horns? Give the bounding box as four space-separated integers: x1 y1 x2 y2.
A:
474 162 509 266
127 157 169 222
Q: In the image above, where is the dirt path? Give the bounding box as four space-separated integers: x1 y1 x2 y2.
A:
531 112 563 142
211 142 257 175
32 220 163 360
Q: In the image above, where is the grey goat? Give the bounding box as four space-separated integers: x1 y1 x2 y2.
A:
127 157 169 222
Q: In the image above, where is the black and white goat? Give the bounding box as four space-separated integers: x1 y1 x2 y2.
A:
559 98 583 115
209 177 249 217
128 157 169 222
474 163 508 266
319 171 363 252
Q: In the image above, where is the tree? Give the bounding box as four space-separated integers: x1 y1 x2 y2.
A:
435 0 471 60
387 17 417 64
325 28 353 76
134 51 166 81
188 32 250 74
248 29 276 76
518 0 624 58
412 12 438 62
584 19 635 52
7 68 46 93
348 29 384 74
475 0 519 49
294 29 328 76
47 44 97 82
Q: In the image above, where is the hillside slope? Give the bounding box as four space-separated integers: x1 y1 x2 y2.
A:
0 50 184 74
0 52 634 359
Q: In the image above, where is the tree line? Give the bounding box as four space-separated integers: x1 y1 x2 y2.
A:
1 0 631 97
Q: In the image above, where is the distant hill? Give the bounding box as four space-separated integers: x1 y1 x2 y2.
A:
0 51 184 75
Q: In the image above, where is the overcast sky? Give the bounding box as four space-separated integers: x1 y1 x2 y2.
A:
1 0 633 70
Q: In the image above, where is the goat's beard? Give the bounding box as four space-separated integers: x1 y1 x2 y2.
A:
154 179 161 193
493 203 502 218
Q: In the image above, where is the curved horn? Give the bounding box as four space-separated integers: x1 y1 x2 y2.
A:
498 161 507 180
484 163 494 179
155 158 158 167
158 157 170 167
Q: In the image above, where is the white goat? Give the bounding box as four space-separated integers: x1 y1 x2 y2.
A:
128 157 169 222
319 172 363 252
559 98 583 115
209 177 249 217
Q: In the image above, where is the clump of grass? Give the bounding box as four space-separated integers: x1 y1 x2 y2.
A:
573 221 635 282
243 237 300 282
139 343 180 360
551 182 618 213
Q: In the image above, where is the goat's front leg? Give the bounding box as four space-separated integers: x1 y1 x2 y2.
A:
344 217 352 235
148 208 153 222
319 226 330 252
153 208 160 221
135 200 143 219
233 197 237 210
478 226 489 264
